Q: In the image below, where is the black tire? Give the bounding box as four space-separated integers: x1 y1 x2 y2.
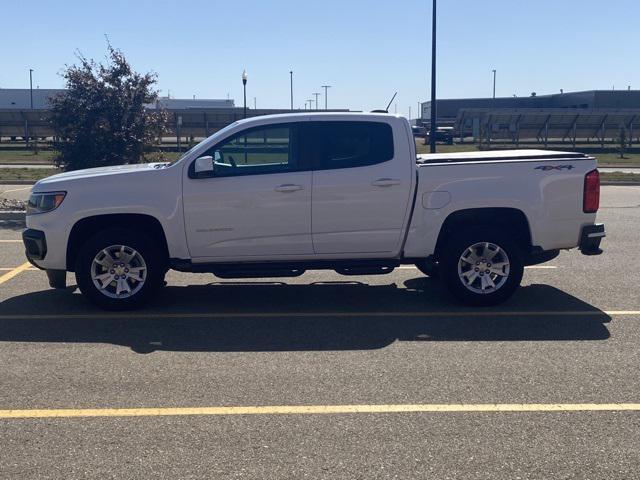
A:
414 259 439 278
75 228 166 310
439 227 524 306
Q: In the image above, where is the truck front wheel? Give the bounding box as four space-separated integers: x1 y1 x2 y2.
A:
75 228 166 310
439 228 524 306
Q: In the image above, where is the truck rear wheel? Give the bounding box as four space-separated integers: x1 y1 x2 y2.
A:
439 228 523 306
75 228 166 310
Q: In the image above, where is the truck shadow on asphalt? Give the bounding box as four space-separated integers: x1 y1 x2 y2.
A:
0 278 611 353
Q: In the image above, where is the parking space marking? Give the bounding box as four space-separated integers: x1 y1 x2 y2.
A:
0 310 636 320
0 240 23 243
399 265 558 270
0 186 31 193
0 267 38 271
2 403 640 419
0 262 32 286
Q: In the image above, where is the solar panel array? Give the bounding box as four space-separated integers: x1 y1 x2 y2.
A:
456 108 640 145
0 108 348 141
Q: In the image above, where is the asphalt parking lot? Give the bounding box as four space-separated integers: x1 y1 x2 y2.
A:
0 185 638 479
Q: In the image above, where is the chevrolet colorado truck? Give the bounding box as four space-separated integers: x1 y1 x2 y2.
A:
23 112 605 309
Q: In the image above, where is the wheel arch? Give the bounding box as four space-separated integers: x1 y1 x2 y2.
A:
66 214 170 271
434 207 532 260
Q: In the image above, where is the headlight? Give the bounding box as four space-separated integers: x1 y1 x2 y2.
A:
26 191 66 215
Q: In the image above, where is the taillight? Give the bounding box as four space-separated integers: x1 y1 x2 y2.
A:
583 169 600 213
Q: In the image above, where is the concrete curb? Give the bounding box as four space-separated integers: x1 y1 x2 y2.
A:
0 180 36 185
601 181 640 186
0 211 25 221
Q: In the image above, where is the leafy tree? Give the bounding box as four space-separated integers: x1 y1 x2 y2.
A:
50 44 168 170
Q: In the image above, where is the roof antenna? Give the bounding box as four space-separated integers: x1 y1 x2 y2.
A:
371 92 397 113
385 92 398 112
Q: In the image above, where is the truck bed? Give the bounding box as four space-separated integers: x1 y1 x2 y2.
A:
417 149 589 165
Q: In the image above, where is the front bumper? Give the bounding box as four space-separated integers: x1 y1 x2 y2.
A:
22 228 47 266
579 223 605 255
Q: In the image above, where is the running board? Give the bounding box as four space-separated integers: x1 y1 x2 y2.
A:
335 266 395 276
211 269 306 279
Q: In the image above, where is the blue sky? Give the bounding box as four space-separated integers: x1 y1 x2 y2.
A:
1 0 638 117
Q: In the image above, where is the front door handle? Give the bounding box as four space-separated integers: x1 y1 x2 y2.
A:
275 184 304 193
371 178 401 187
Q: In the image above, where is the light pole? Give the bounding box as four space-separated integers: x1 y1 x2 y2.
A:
242 69 248 118
29 69 34 109
307 99 314 111
492 69 496 99
289 71 294 110
254 97 257 109
429 0 437 153
28 68 35 150
313 92 321 110
321 85 331 109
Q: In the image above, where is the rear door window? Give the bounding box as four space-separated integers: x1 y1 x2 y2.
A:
309 121 394 170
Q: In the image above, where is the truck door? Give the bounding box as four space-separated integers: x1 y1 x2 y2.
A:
182 123 313 260
307 120 413 255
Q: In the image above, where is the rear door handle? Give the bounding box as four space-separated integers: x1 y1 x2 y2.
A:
275 184 304 192
371 178 401 187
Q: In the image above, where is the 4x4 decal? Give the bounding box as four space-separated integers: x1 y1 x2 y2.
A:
535 165 575 171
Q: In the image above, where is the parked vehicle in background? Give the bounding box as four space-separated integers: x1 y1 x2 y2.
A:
23 112 605 309
426 126 454 145
411 125 426 137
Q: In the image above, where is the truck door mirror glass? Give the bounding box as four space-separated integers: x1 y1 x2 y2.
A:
193 156 214 177
214 151 222 162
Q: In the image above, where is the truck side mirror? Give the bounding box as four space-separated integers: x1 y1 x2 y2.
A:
193 156 214 177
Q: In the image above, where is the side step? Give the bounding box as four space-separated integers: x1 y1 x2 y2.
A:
335 266 395 276
211 269 306 279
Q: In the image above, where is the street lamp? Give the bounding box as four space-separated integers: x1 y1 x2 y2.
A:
313 92 321 110
321 85 331 109
492 69 496 99
307 99 314 111
290 71 294 110
429 0 437 153
242 69 248 118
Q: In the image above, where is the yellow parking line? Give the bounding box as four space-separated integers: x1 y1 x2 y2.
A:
0 240 23 243
0 262 32 286
2 402 640 419
0 310 636 321
0 267 38 271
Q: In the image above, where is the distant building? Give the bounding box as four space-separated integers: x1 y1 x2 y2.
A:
0 88 65 109
147 97 234 109
0 89 234 110
420 90 640 123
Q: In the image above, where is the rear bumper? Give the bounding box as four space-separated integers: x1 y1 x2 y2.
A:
579 223 605 255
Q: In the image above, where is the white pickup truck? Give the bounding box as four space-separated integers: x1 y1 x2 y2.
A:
23 112 605 309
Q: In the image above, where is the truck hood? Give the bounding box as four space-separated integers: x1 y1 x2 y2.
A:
34 163 169 190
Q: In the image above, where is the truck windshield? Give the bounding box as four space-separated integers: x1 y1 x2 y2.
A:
166 121 241 167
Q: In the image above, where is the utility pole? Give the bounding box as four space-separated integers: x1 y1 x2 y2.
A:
321 85 331 109
492 69 496 98
290 71 294 110
429 0 437 153
409 106 412 121
313 92 321 110
254 97 257 109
